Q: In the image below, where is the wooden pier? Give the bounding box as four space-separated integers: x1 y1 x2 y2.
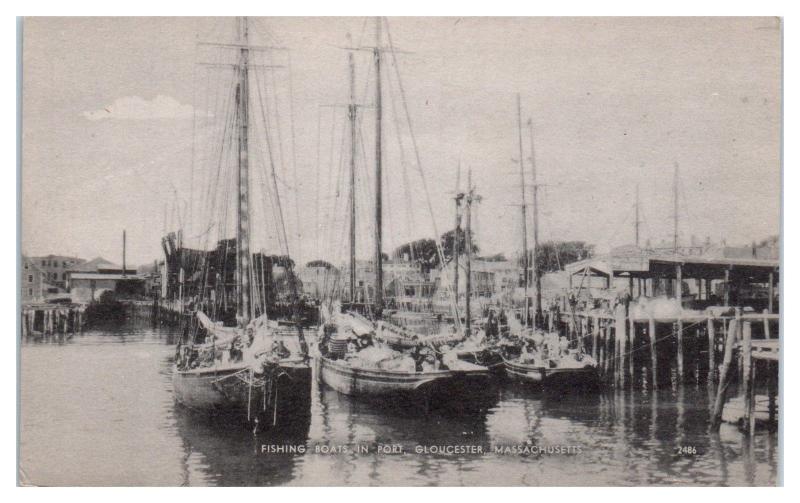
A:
547 305 779 434
20 303 86 337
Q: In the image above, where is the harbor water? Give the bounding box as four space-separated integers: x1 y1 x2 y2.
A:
19 322 778 486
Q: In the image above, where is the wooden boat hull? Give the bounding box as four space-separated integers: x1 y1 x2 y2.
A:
318 356 492 403
172 362 312 424
504 358 599 388
455 349 506 374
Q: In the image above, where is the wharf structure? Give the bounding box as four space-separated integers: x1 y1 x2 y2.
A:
548 246 778 434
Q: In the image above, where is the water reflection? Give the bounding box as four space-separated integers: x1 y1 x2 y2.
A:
19 322 778 486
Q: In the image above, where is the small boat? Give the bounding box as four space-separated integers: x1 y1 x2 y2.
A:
173 312 311 426
502 331 599 388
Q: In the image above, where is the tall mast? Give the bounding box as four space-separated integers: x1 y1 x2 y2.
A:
673 162 679 254
517 94 529 328
528 117 542 326
453 161 462 308
236 16 253 326
465 168 473 336
122 230 127 277
348 51 357 303
373 16 384 316
635 183 640 248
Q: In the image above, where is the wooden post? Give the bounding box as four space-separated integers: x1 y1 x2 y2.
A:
748 357 757 436
649 317 657 388
767 361 777 427
763 309 771 339
604 321 612 377
598 323 605 376
676 319 684 383
628 317 635 382
592 316 599 361
741 321 753 434
707 316 715 383
711 308 741 431
768 271 774 313
724 268 730 306
616 306 626 386
675 263 684 382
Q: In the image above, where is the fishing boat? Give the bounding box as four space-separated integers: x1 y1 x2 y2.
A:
316 18 491 405
171 17 311 426
499 95 599 388
500 326 602 388
318 313 490 403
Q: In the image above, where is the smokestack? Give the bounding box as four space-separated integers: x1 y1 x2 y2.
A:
123 230 127 277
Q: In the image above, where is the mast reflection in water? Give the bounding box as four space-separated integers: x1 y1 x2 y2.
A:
19 322 777 486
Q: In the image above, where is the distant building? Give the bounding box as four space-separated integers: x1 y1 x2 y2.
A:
21 256 47 304
69 273 146 304
298 262 339 299
65 256 143 303
28 254 86 290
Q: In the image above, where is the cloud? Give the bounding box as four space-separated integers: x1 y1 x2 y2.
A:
82 95 200 121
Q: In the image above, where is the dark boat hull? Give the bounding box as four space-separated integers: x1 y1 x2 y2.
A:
318 356 492 406
455 349 505 375
172 362 312 426
503 358 599 388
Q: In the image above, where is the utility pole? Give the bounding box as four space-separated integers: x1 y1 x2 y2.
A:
517 94 530 328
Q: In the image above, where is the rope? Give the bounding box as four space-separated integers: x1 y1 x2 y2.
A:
383 18 462 334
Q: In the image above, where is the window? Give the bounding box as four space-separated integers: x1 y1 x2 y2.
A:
63 273 67 280
28 288 33 296
28 275 33 283
41 260 46 266
24 263 28 270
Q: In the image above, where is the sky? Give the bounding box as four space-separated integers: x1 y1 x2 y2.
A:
21 17 781 267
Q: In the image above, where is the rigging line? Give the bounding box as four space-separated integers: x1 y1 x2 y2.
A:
286 51 304 262
262 52 292 251
314 103 322 260
252 65 285 255
198 66 231 233
188 34 200 240
201 70 237 251
198 45 229 238
383 17 462 333
253 62 293 261
384 55 418 254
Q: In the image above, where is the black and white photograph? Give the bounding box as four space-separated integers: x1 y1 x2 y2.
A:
17 15 782 487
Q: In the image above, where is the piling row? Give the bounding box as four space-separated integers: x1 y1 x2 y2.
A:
21 305 85 338
549 306 779 433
